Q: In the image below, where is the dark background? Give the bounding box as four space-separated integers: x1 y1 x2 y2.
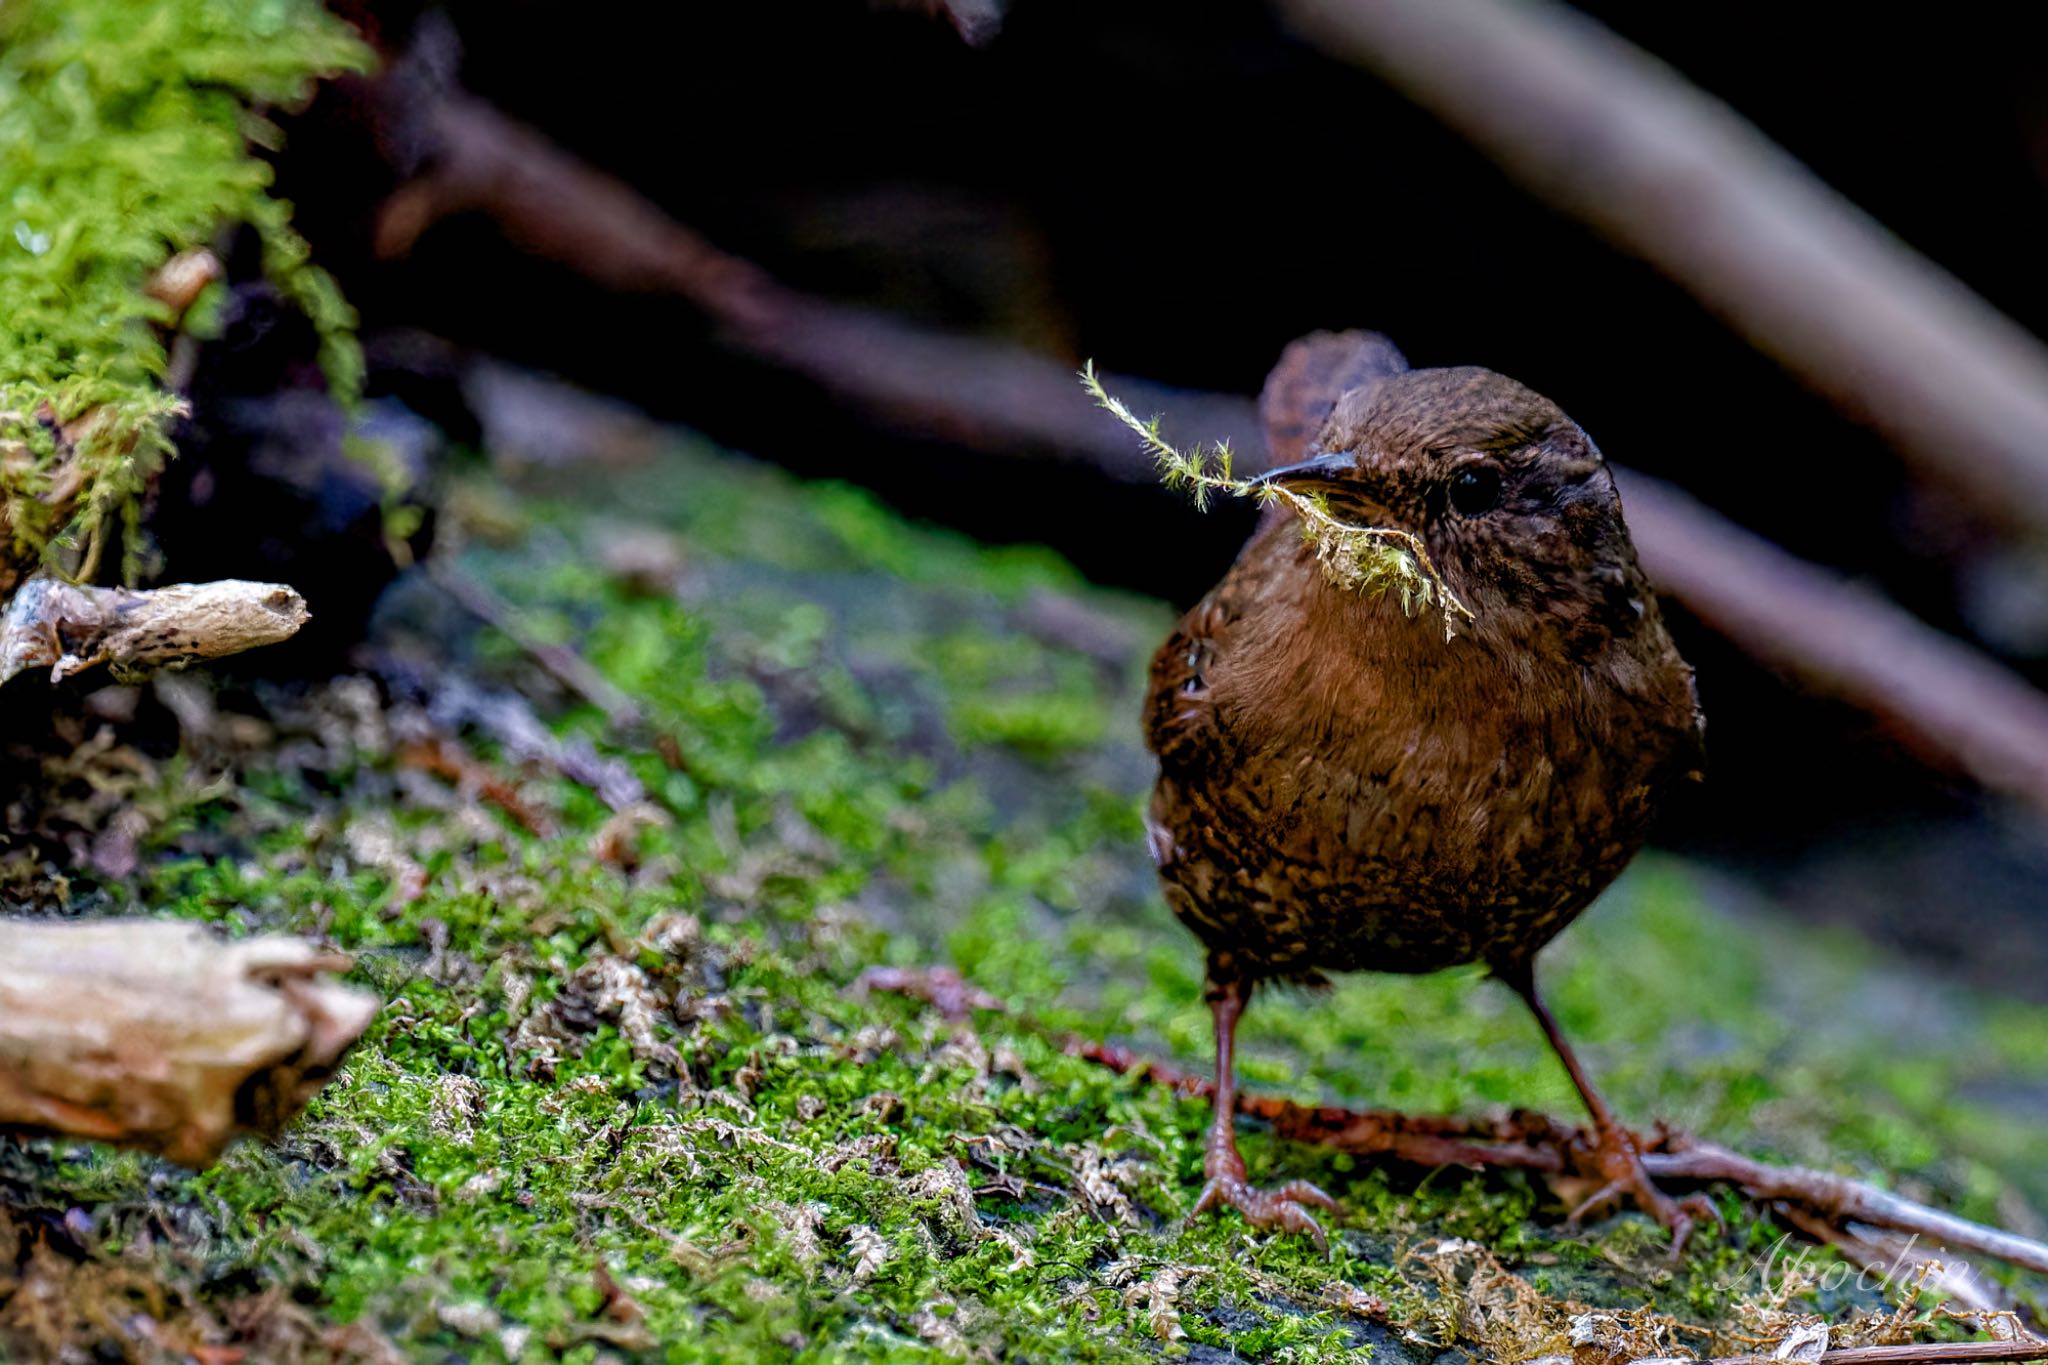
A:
262 1 2048 985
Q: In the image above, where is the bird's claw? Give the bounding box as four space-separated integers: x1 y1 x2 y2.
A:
1191 1167 1338 1251
1565 1132 1722 1263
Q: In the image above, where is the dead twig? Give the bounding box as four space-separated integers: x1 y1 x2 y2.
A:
0 574 309 686
375 92 1263 477
1771 1203 2017 1317
0 919 378 1166
396 732 557 838
1620 472 2048 820
372 648 646 812
426 560 644 730
1647 1140 2048 1278
1707 1346 2048 1365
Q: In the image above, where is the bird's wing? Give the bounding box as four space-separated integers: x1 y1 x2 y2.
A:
1145 591 1235 771
1258 330 1409 468
1148 329 1408 767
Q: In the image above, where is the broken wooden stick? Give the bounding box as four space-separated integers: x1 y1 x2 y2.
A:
0 919 378 1167
0 574 310 687
1618 473 2048 820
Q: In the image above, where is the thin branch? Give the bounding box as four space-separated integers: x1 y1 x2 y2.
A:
1647 1139 2048 1278
426 560 644 731
1770 1204 2016 1317
396 732 557 838
1708 1346 2048 1365
374 92 1265 478
1279 0 2048 537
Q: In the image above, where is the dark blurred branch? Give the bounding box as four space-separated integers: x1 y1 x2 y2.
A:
377 91 2048 822
1623 473 2048 814
376 94 1261 467
1280 0 2048 537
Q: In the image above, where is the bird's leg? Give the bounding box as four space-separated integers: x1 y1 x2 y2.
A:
1498 961 1720 1258
1189 959 1338 1248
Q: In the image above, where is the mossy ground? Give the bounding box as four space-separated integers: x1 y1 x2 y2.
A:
3 423 2045 1362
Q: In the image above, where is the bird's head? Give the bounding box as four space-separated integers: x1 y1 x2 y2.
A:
1256 366 1650 644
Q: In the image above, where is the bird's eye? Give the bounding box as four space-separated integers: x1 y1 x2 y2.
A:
1448 465 1502 516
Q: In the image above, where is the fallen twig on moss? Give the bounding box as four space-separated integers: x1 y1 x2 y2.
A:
1644 1141 2048 1279
0 573 310 686
396 732 558 838
426 560 644 731
862 966 2048 1282
0 918 378 1166
1770 1203 2016 1317
1702 1344 2048 1365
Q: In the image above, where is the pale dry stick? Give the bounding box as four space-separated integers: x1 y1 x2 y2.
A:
1647 1139 2048 1278
1280 0 2048 536
0 573 308 686
372 89 2048 824
0 919 377 1166
1705 1345 2048 1365
1770 1203 2017 1317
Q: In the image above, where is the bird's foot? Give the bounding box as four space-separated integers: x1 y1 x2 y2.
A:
1191 1152 1338 1251
1565 1127 1721 1262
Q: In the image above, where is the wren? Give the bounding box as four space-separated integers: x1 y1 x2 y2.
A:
1144 332 1712 1251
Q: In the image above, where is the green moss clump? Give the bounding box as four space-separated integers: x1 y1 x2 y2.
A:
0 0 369 580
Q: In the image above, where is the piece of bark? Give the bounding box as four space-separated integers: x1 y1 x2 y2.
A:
0 574 310 687
0 919 378 1167
144 247 224 320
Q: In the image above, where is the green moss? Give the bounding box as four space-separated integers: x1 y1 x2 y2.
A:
6 433 2045 1360
0 0 369 578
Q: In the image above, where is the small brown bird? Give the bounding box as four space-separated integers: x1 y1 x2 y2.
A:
1145 332 1712 1250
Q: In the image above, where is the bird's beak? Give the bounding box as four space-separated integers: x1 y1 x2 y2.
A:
1251 451 1356 496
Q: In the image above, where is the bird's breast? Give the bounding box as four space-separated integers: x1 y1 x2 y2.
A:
1155 612 1667 976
